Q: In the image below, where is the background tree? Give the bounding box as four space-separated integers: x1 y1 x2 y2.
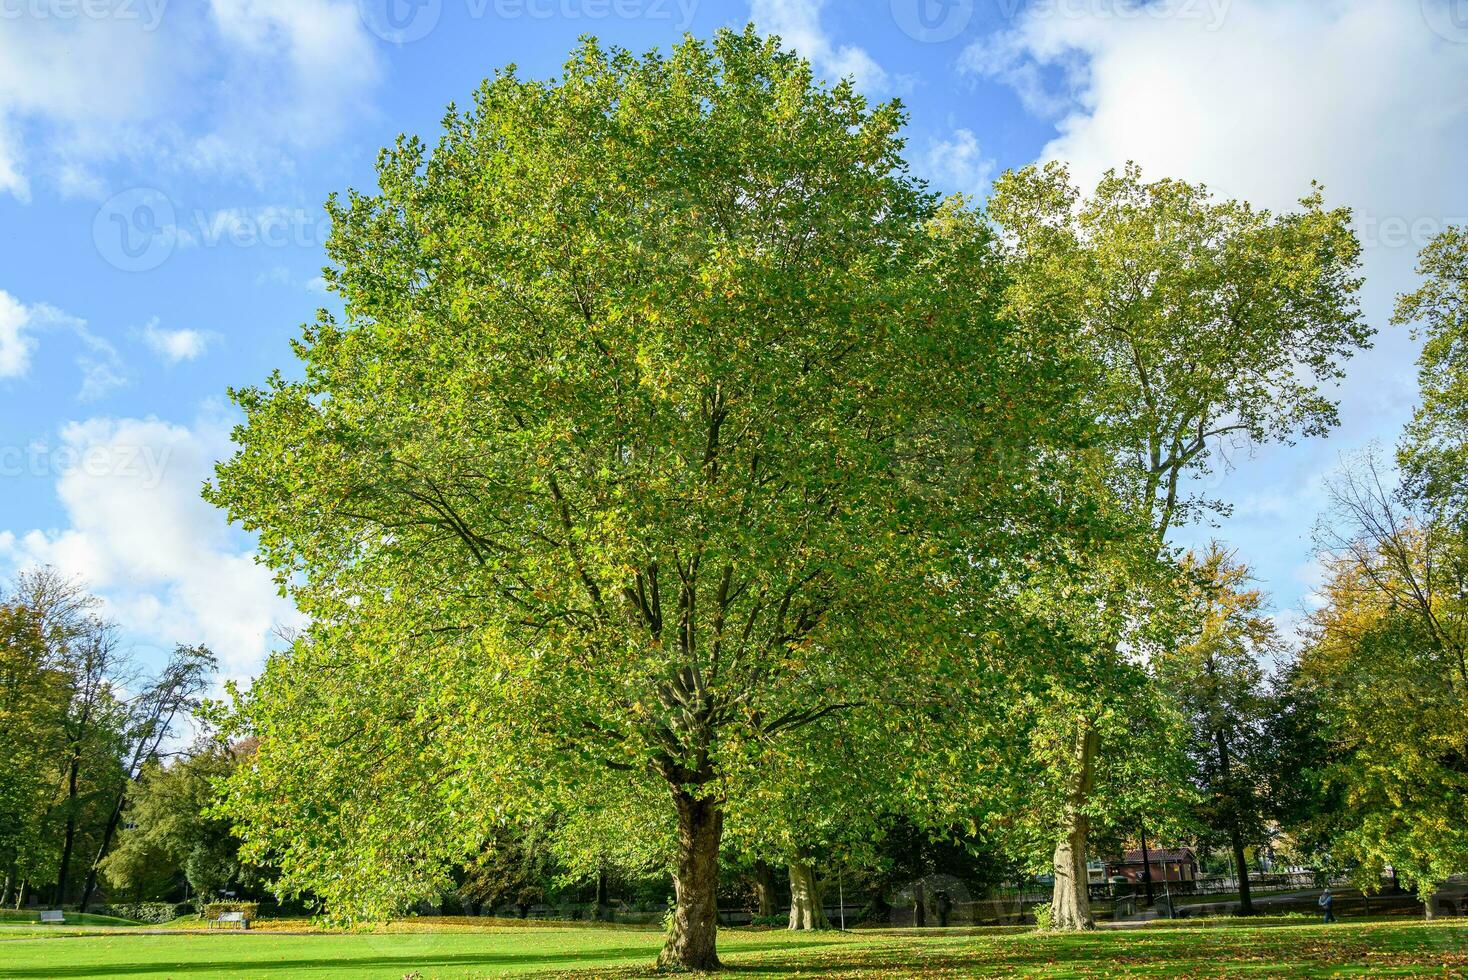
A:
0 604 67 907
986 161 1369 929
1258 661 1344 870
1397 225 1468 523
1155 546 1280 915
6 569 132 909
1303 448 1468 917
207 29 1091 971
101 742 252 902
79 644 217 911
3 569 214 910
457 824 558 918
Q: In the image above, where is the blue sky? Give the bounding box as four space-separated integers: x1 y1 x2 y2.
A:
2 0 1466 681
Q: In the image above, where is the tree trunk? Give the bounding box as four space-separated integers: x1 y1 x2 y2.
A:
1422 884 1438 921
753 861 776 918
912 879 927 928
1139 825 1154 907
594 867 609 921
53 750 83 907
1049 720 1098 931
79 789 128 913
1212 723 1253 916
658 791 723 972
14 878 27 910
786 862 828 931
1229 829 1253 916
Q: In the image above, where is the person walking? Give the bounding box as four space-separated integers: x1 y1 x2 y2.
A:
1318 888 1336 924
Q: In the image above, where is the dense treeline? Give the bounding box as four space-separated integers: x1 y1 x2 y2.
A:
0 569 214 911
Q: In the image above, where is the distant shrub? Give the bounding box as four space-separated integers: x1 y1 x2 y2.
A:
1031 902 1053 931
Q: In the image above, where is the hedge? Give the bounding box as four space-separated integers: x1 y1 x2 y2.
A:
203 901 260 921
96 902 192 924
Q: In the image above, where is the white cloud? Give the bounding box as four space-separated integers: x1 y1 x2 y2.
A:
0 411 299 678
962 0 1468 614
0 290 37 378
0 0 381 199
140 319 215 363
961 1 1468 250
749 0 893 92
0 290 124 398
962 0 1468 421
922 128 995 200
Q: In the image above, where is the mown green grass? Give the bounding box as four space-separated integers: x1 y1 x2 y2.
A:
0 918 1464 978
0 908 140 927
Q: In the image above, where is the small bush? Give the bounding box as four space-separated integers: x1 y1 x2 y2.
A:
203 901 260 921
749 914 785 927
1032 902 1053 931
96 902 192 924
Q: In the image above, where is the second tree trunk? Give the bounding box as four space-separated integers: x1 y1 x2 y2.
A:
787 862 829 930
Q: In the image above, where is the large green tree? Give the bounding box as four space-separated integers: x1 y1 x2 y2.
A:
208 30 1088 970
986 162 1370 928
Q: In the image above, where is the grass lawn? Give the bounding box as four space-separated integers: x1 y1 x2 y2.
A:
0 909 141 928
0 918 1464 978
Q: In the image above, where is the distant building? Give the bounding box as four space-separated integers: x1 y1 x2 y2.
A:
1106 847 1199 883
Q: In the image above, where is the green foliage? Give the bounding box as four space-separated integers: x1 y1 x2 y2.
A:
457 824 557 915
1031 902 1053 931
101 744 247 900
0 604 68 894
1304 449 1468 905
1395 225 1468 518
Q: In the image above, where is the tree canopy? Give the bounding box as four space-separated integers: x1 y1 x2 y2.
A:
207 27 1096 969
